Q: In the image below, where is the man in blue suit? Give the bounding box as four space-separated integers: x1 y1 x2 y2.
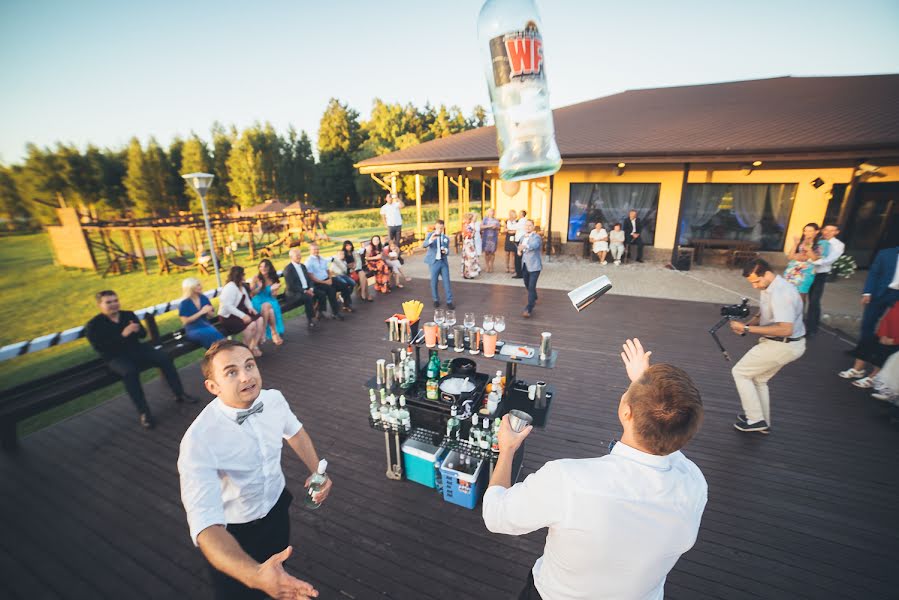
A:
859 246 899 344
423 219 455 309
517 219 543 318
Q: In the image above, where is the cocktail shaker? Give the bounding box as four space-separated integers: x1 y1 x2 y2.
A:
376 359 386 385
469 327 482 355
453 325 466 352
438 324 449 349
385 363 396 390
539 331 552 361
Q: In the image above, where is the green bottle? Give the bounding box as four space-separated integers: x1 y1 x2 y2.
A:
426 350 440 380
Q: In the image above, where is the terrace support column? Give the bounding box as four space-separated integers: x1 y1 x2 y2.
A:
415 174 422 239
670 162 691 266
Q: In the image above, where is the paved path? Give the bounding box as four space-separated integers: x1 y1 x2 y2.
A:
401 251 865 337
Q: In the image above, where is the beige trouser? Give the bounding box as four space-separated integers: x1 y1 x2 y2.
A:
732 337 806 425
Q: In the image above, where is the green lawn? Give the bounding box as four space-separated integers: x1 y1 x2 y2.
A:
0 202 456 435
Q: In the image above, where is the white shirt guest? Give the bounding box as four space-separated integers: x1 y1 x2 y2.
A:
483 340 707 600
178 340 331 599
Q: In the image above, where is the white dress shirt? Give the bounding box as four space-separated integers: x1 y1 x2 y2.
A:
218 281 253 319
178 389 302 545
630 218 638 234
483 442 707 600
292 262 309 288
380 202 403 227
761 275 806 337
812 237 845 274
891 256 899 291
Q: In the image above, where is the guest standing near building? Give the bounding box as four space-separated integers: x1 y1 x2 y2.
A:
857 246 899 346
623 209 644 262
513 210 528 277
86 290 198 429
380 193 404 245
178 340 330 600
505 210 519 274
481 208 501 273
461 212 482 279
806 223 844 337
423 219 455 309
518 220 542 319
729 258 806 434
483 338 706 600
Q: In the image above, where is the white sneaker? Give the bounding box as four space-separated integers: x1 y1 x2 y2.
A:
852 376 875 388
838 368 866 379
614 260 621 265
601 261 608 265
871 389 896 401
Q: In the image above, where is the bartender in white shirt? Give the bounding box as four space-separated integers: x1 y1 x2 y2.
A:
806 223 845 337
483 339 707 600
178 340 331 600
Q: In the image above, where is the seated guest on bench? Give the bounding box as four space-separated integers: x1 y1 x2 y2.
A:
250 259 285 345
365 235 392 294
283 247 320 328
342 240 373 302
329 249 357 293
483 339 707 600
385 239 411 288
305 242 350 318
179 278 225 349
86 290 198 430
219 266 266 357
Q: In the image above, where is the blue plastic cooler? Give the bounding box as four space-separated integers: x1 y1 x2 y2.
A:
401 438 445 489
440 450 486 510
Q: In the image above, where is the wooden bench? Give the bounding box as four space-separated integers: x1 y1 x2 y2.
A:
0 293 305 452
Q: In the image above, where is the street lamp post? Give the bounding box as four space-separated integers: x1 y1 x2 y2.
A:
182 172 222 288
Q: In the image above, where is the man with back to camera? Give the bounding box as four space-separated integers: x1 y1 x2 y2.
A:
729 258 806 434
483 338 707 600
178 340 332 599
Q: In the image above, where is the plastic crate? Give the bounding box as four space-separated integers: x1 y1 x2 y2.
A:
440 450 487 510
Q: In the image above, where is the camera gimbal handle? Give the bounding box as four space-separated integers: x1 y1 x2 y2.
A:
709 316 734 361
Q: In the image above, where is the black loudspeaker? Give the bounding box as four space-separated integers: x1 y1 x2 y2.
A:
675 248 693 271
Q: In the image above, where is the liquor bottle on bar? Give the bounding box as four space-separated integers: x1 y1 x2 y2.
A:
387 394 399 427
426 377 439 401
379 394 391 426
369 389 380 422
468 414 480 446
397 350 406 386
479 417 491 451
446 405 461 440
491 419 500 459
404 346 417 386
492 370 504 399
426 350 440 379
397 395 411 432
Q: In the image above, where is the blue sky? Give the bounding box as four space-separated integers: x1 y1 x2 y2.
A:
2 0 898 163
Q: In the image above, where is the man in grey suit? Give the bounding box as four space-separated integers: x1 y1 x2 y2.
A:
422 219 455 309
517 219 543 318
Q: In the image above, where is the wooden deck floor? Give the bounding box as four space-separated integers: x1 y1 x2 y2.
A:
2 278 898 600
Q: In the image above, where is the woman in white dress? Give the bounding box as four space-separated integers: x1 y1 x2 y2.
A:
589 221 609 264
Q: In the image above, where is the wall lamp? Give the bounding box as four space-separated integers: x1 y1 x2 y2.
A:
811 177 825 189
613 162 626 176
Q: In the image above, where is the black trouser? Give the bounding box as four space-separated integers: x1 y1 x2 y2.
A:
387 225 402 245
805 273 827 335
626 237 644 261
518 570 543 600
514 251 523 277
105 344 184 416
332 277 353 307
314 282 340 315
522 265 540 313
209 488 293 600
289 292 317 323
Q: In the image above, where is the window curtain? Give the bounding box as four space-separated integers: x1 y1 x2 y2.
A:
768 184 795 229
731 185 768 229
568 183 660 242
680 184 726 244
567 184 594 240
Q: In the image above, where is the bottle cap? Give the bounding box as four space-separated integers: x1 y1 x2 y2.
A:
317 458 328 474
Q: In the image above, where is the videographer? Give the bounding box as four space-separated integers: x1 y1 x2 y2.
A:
729 258 806 434
482 339 707 600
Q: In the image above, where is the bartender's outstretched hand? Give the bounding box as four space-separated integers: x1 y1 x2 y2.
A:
621 338 652 383
255 546 318 599
497 414 532 454
305 473 333 505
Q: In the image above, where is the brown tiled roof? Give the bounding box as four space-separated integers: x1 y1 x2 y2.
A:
356 75 899 169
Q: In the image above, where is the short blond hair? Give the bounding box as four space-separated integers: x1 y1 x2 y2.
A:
181 277 201 296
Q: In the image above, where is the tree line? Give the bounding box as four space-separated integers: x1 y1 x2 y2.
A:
0 98 486 226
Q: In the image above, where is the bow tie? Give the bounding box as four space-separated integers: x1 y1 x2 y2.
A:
236 403 264 425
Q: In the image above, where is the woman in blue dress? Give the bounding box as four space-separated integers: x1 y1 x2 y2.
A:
250 258 285 344
783 222 828 304
178 277 225 349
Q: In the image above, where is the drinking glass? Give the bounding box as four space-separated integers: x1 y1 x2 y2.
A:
482 314 495 331
494 315 506 333
445 310 456 327
434 309 445 326
464 312 476 330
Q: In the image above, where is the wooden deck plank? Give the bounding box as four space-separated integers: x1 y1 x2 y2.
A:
2 278 898 599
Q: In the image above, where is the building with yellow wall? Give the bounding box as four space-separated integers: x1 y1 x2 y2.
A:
357 75 899 268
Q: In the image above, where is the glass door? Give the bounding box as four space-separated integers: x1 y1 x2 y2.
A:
843 182 899 268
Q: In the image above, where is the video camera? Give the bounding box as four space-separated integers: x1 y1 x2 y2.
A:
709 298 751 361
